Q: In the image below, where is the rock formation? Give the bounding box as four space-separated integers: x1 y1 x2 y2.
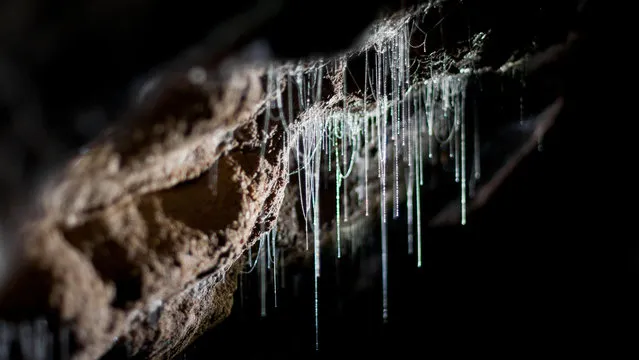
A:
0 1 600 359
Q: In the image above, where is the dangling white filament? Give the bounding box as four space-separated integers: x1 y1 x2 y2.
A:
260 233 267 317
248 12 478 347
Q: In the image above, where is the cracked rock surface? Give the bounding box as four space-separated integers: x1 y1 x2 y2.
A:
0 63 291 359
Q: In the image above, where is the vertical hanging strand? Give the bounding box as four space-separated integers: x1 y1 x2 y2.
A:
260 234 267 317
392 37 400 219
473 96 481 182
272 228 278 308
460 78 468 225
335 118 342 259
364 51 370 216
415 126 423 267
313 122 322 351
406 92 416 255
381 191 389 322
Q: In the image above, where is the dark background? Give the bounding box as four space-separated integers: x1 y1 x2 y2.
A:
179 1 637 356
